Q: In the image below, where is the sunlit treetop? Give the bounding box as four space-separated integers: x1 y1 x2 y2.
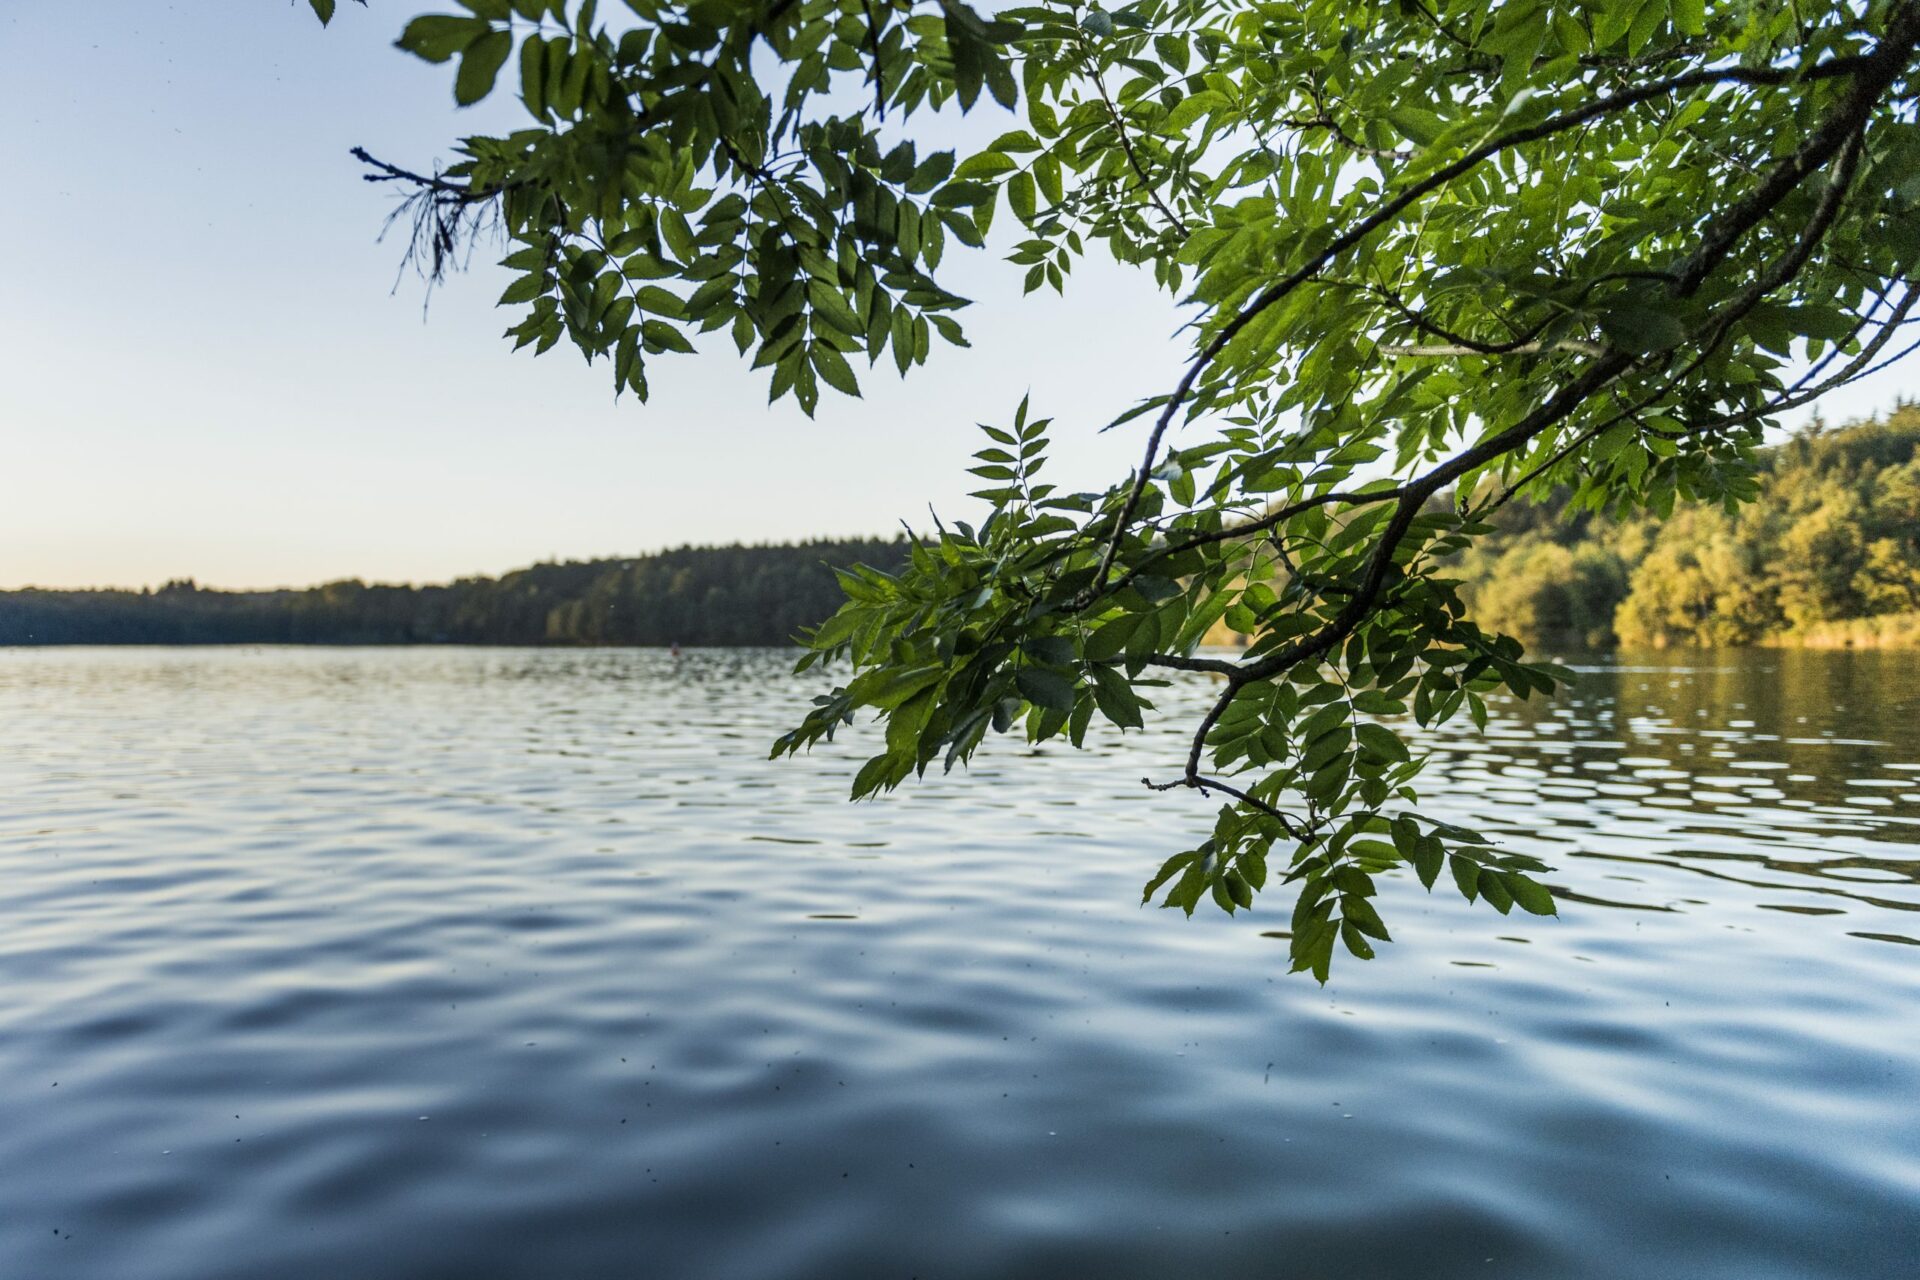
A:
322 0 1920 978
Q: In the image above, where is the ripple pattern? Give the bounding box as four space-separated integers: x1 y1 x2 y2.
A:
1 646 1916 1279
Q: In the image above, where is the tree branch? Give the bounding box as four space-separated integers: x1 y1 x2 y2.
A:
1380 339 1609 358
1085 47 1887 598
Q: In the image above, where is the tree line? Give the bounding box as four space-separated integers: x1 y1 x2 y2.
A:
0 540 907 646
8 410 1916 652
1452 407 1920 649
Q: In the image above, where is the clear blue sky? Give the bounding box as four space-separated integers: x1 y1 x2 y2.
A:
0 4 1905 590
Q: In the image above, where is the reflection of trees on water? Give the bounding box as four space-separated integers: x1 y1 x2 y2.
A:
1562 848 1920 916
1405 650 1920 922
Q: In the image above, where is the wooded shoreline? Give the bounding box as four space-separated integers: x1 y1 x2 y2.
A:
10 414 1918 651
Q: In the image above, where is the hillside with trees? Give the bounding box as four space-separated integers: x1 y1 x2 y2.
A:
0 539 906 647
1453 408 1920 649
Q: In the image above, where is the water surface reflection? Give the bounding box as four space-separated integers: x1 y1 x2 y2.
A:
0 646 1915 1279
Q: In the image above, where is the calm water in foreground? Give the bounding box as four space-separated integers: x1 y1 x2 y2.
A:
2 647 1917 1279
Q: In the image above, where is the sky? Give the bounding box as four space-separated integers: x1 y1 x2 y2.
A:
0 2 1184 590
1 4 1911 591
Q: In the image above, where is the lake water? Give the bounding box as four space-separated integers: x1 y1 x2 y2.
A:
2 646 1917 1279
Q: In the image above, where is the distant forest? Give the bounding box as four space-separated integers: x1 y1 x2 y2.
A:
1454 407 1920 649
0 540 907 647
7 413 1917 650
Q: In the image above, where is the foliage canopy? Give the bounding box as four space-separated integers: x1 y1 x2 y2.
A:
318 0 1920 977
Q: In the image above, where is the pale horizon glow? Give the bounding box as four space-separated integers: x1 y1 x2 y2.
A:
1 4 1908 592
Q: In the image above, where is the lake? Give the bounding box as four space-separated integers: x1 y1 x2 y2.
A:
2 646 1917 1279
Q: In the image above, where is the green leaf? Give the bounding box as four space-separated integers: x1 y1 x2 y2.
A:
1341 894 1391 942
1211 878 1239 914
1165 90 1225 133
811 343 861 397
1409 840 1443 891
1599 305 1687 354
1625 0 1666 53
1300 725 1351 774
454 29 514 105
1088 663 1144 729
396 14 490 63
850 752 899 800
518 30 549 117
633 286 685 318
1507 874 1558 917
641 320 695 354
1143 851 1197 902
1478 869 1514 914
1007 171 1037 222
498 274 545 306
1449 855 1480 903
1015 668 1077 712
1298 700 1348 745
808 282 865 337
954 152 1015 181
905 153 956 195
1355 722 1409 763
1034 154 1064 206
1027 635 1075 667
1083 614 1140 661
1387 106 1447 146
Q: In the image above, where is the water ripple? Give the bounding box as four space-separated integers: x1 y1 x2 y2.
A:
0 646 1916 1278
